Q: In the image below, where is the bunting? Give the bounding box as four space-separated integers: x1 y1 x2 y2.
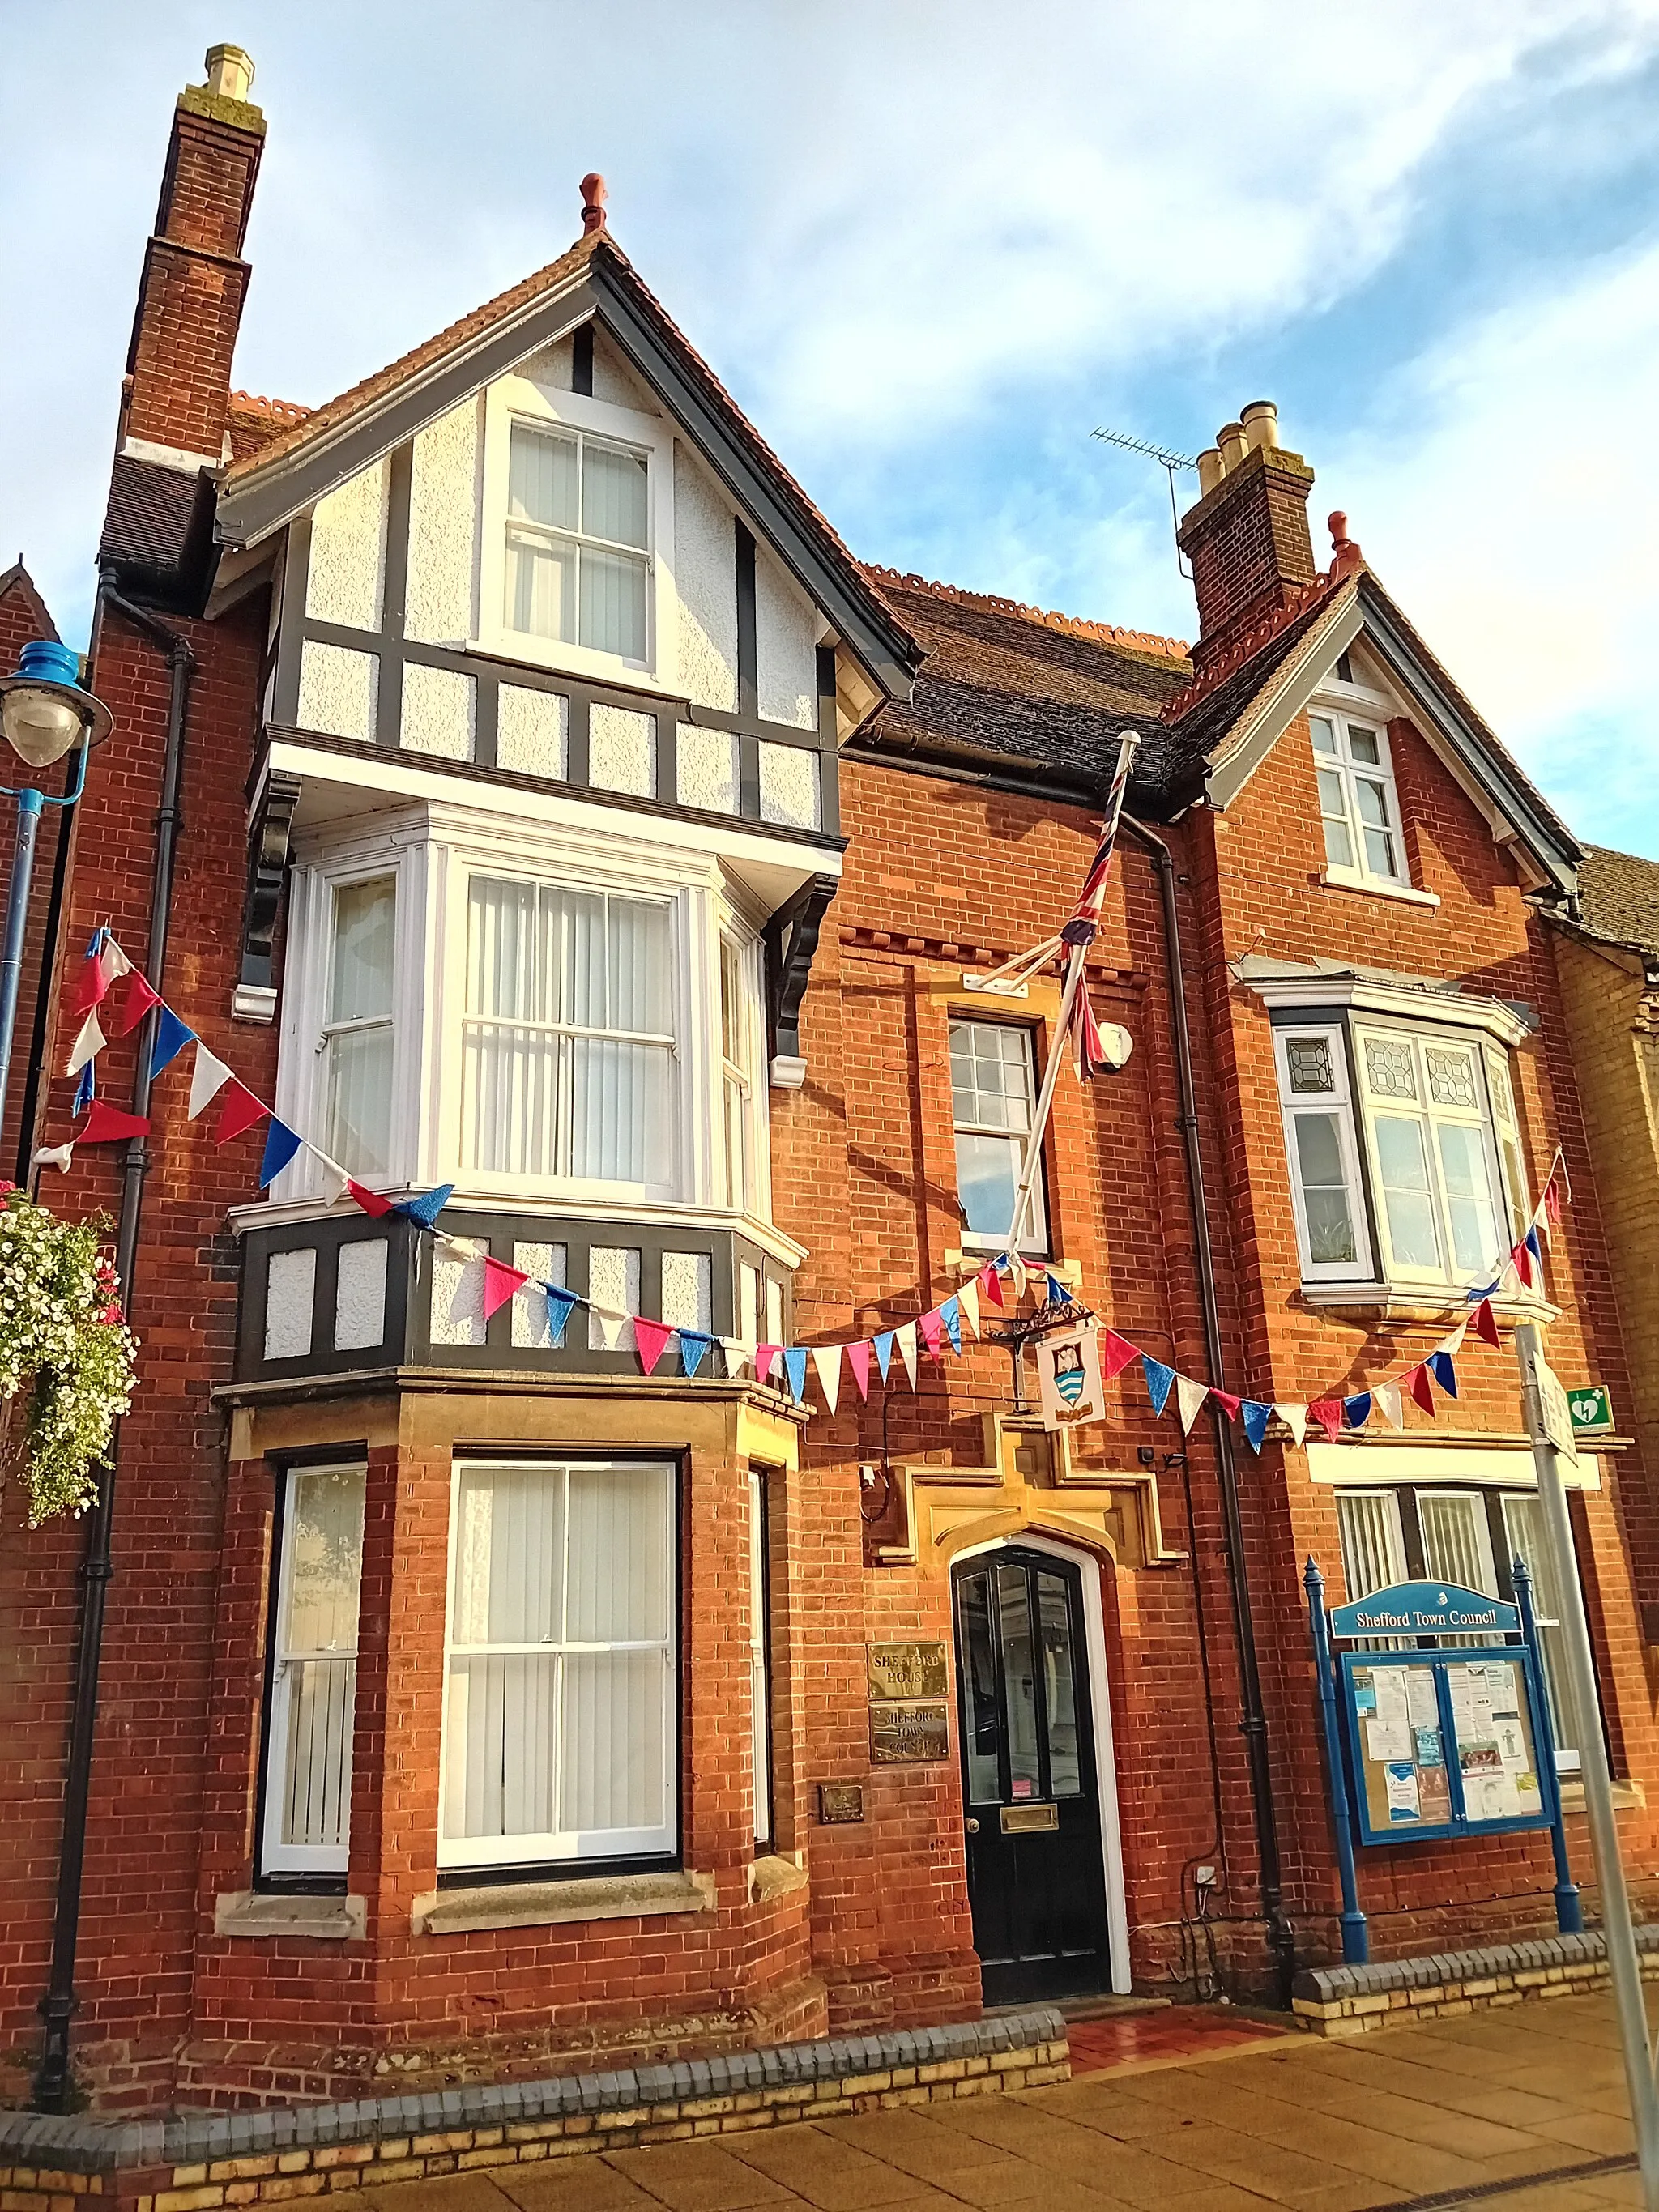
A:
36 925 1572 1435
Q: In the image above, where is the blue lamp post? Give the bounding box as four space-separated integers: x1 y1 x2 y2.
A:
0 641 112 1121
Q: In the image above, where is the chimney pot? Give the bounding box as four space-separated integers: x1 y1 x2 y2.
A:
1241 399 1279 453
1196 448 1223 497
1217 421 1247 471
203 44 254 102
581 173 608 234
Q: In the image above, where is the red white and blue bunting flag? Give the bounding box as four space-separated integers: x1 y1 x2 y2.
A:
35 927 1575 1432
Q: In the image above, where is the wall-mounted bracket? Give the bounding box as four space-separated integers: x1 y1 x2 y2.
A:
234 769 301 1022
765 871 838 1074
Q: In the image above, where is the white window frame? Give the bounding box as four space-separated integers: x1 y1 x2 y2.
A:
1308 698 1407 890
261 1461 366 1879
274 816 778 1233
719 931 764 1217
272 838 424 1202
437 1456 679 1872
1335 1487 1407 1604
748 1466 774 1852
454 865 684 1204
1273 1023 1373 1281
949 1018 1049 1255
478 373 678 688
1416 1487 1501 1600
1354 1024 1512 1290
319 873 399 1179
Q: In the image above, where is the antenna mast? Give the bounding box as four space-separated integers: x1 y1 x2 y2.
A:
1092 425 1197 578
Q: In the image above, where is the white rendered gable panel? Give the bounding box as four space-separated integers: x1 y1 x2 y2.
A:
305 458 387 631
673 445 740 711
406 396 480 646
755 543 817 730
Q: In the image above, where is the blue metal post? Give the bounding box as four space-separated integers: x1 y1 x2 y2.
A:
1306 1557 1368 1964
0 785 45 1129
1514 1555 1582 1934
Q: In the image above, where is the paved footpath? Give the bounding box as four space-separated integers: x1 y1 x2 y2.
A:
348 1994 1646 2212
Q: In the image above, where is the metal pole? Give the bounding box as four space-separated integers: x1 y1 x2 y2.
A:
1003 730 1139 1259
0 786 44 1127
1305 1559 1367 1963
1512 1554 1582 1935
1517 1322 1659 2208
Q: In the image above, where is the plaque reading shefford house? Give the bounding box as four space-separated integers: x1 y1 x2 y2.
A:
870 1698 951 1764
867 1641 949 1702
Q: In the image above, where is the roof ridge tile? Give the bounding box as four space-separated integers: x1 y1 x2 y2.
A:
862 563 1189 660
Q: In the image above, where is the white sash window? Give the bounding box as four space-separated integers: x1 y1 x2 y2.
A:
461 877 677 1196
323 878 396 1178
1310 713 1405 887
439 1459 677 1869
262 1464 366 1877
949 1020 1047 1252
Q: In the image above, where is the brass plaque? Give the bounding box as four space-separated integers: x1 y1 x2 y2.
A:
867 1640 949 1702
818 1782 865 1824
869 1699 951 1764
1000 1802 1060 1835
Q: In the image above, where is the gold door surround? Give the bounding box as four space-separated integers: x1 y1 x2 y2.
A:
870 1413 1185 1576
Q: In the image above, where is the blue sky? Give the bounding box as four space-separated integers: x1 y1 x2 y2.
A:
4 0 1657 850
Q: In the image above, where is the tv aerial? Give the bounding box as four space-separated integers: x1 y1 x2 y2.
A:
1092 425 1196 577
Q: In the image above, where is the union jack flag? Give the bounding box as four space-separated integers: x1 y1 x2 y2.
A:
1061 730 1140 948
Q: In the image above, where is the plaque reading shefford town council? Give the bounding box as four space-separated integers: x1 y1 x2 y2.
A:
866 1641 950 1763
870 1700 952 1764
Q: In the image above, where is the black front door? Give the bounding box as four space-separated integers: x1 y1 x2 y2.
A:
953 1548 1111 2004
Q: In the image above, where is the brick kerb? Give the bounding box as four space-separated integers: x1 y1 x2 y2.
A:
0 2009 1064 2176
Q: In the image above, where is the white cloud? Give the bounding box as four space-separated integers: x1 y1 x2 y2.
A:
1324 237 1659 847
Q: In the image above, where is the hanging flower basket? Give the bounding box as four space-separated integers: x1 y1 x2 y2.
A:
0 1184 139 1526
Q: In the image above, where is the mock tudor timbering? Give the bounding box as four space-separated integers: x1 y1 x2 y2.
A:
4 43 1657 2120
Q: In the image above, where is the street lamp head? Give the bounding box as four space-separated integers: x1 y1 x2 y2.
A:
0 641 113 770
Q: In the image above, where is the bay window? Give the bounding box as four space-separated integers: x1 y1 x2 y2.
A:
505 422 650 663
323 877 396 1178
1335 1479 1582 1771
461 877 677 1194
439 1458 677 1870
261 1464 365 1878
1273 1016 1529 1293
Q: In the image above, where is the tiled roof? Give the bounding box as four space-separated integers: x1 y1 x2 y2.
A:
1572 846 1659 958
217 230 919 675
221 233 602 484
227 390 313 462
855 568 1197 802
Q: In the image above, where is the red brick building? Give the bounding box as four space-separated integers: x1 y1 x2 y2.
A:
4 45 1657 2114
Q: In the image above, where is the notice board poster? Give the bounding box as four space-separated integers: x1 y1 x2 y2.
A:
1350 1661 1452 1835
1447 1656 1545 1826
1342 1650 1550 1844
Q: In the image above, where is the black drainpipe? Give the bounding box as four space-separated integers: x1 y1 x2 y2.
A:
33 574 194 2113
1121 811 1297 2006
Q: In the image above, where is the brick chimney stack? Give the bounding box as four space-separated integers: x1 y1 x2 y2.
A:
121 44 265 469
1176 401 1317 670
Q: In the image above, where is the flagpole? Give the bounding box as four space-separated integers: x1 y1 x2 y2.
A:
1004 731 1140 1259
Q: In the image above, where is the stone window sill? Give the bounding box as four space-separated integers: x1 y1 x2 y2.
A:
1299 1281 1559 1325
747 1852 808 1903
412 1867 715 1937
215 1890 365 1941
1559 1778 1645 1813
1318 866 1440 910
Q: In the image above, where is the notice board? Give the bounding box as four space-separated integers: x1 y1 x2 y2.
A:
1340 1648 1552 1844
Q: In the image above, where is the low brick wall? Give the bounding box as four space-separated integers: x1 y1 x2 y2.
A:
0 2010 1068 2212
1293 1924 1659 2035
